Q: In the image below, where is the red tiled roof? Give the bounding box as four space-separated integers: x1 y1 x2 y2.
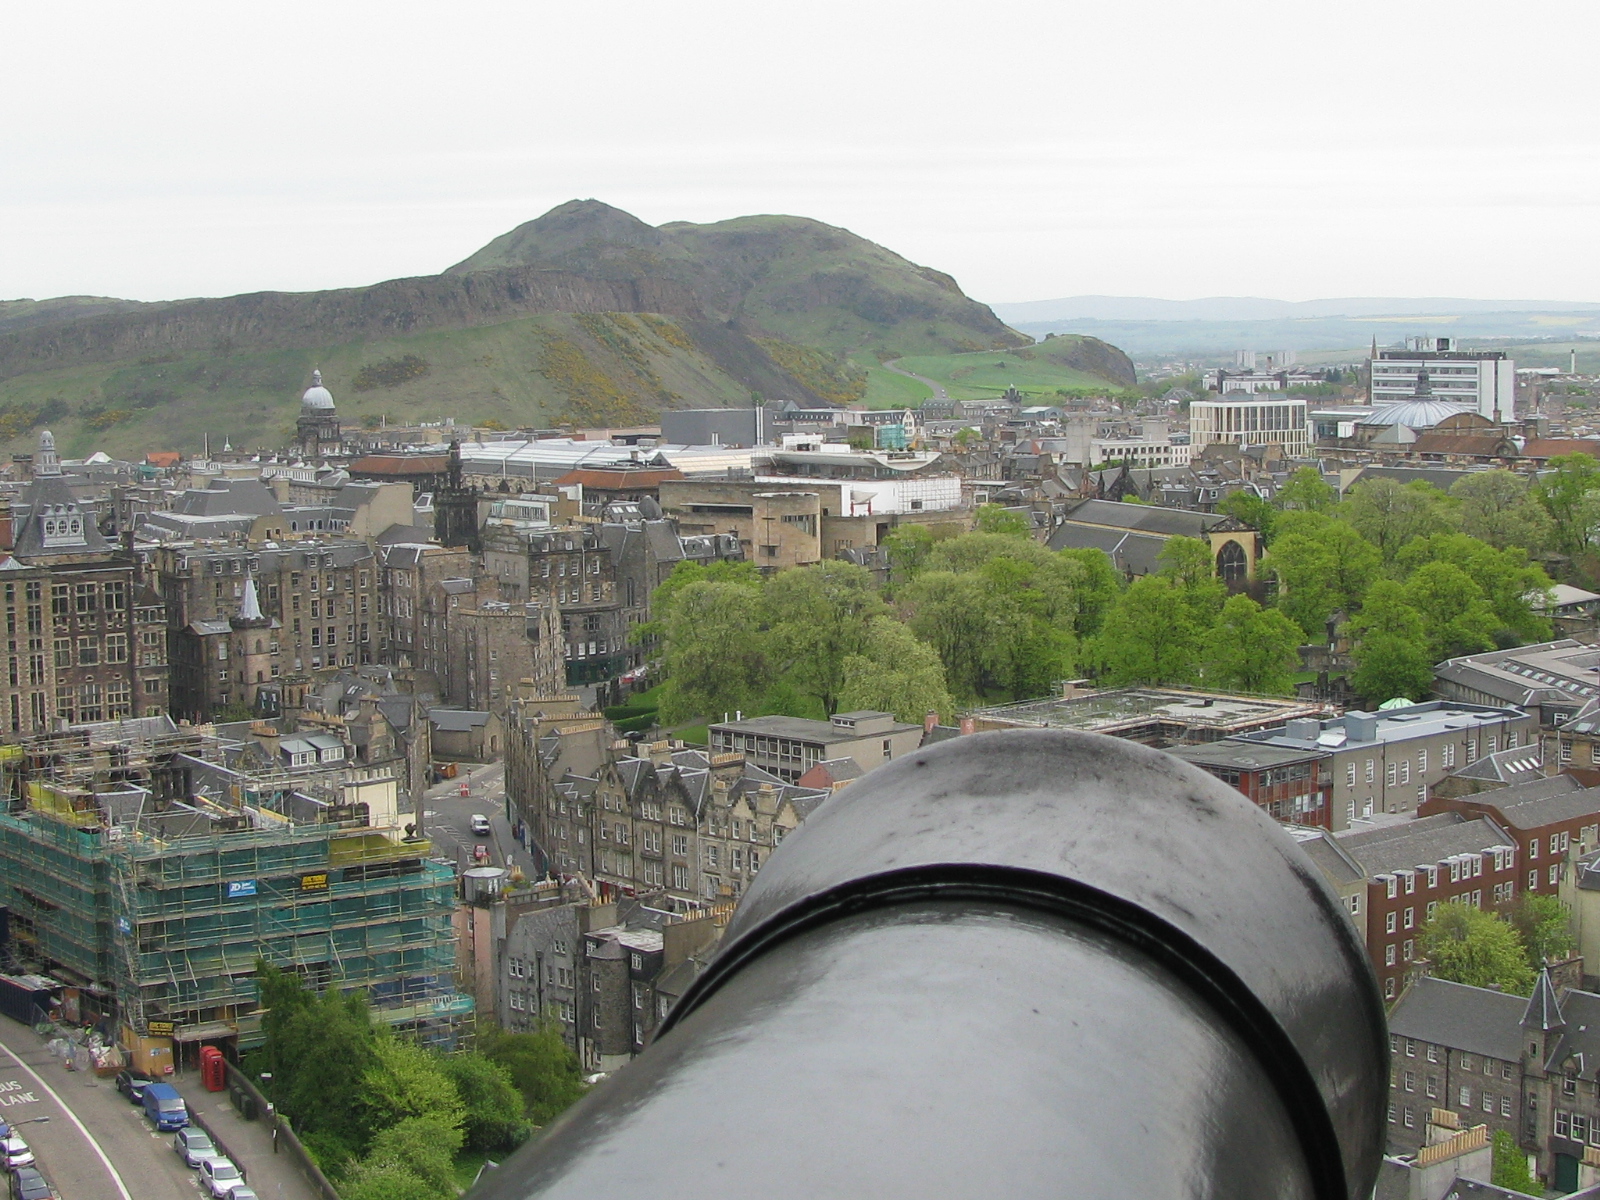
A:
145 451 181 467
349 454 450 475
1520 439 1600 460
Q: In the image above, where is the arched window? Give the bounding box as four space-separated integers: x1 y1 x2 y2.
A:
1216 539 1249 586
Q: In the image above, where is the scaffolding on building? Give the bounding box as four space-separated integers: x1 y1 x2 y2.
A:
0 719 469 1048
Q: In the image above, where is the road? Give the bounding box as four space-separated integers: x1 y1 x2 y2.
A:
0 1021 196 1199
882 358 950 403
421 761 541 879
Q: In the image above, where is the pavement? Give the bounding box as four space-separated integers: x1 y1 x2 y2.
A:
168 1071 315 1200
0 1018 196 1199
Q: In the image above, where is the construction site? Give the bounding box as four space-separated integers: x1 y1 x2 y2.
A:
0 715 470 1064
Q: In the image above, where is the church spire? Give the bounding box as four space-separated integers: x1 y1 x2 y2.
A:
230 573 269 629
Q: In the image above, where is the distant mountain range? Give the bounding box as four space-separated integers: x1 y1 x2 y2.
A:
0 201 1132 455
991 296 1600 323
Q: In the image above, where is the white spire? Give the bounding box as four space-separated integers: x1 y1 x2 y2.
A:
237 574 264 623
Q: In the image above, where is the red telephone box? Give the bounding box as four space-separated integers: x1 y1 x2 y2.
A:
200 1044 226 1092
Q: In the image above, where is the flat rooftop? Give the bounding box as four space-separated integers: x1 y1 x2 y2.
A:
970 688 1327 736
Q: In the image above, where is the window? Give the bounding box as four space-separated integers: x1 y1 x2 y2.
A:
1443 743 1455 768
74 583 97 613
592 974 601 992
1386 911 1397 933
1531 870 1539 890
53 638 70 668
1403 1070 1415 1091
1385 944 1396 965
76 637 97 665
1487 737 1497 755
1387 763 1397 787
1403 907 1414 929
1403 939 1413 960
1459 1086 1471 1107
1551 864 1561 886
1418 749 1427 774
1400 761 1410 785
1501 1095 1512 1118
1347 763 1356 787
1426 1076 1438 1098
1483 1093 1495 1114
104 633 127 663
1467 739 1477 761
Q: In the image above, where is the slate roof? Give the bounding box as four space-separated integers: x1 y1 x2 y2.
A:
430 709 490 732
1046 521 1166 576
1471 778 1600 830
1058 497 1227 537
1543 989 1600 1078
11 474 111 557
1387 976 1528 1063
1447 746 1559 787
1333 812 1515 876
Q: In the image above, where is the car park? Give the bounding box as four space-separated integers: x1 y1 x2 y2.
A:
114 1070 153 1103
470 814 491 835
174 1127 217 1167
199 1157 245 1198
8 1168 52 1200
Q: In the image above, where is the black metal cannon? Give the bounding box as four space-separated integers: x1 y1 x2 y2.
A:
472 729 1386 1200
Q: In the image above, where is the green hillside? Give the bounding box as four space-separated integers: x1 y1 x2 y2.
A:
893 336 1137 401
0 200 1133 453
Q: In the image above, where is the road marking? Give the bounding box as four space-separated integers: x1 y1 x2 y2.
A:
0 1032 134 1200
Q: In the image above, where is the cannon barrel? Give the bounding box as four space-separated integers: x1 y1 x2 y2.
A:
472 729 1387 1200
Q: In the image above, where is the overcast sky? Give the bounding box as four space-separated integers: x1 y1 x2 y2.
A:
5 0 1600 307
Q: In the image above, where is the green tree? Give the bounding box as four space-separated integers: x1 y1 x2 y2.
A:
1452 470 1553 553
1264 518 1383 638
836 616 955 723
900 570 1023 701
1093 576 1202 686
480 1024 588 1126
253 961 378 1163
1395 533 1553 645
1201 595 1303 694
633 559 761 644
1420 902 1535 994
1274 466 1336 513
1156 537 1226 624
656 579 769 723
1533 452 1600 559
765 562 884 715
341 1166 444 1200
1491 1128 1538 1194
1508 893 1574 969
1401 561 1501 661
349 1115 462 1197
442 1051 527 1152
1346 581 1434 705
1056 547 1122 640
358 1033 465 1138
1344 478 1450 563
1216 489 1276 542
881 524 935 588
974 503 1032 537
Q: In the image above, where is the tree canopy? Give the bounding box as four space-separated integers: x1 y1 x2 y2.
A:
1420 903 1535 995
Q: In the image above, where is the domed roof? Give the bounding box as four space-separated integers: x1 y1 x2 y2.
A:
301 369 336 412
1357 398 1476 428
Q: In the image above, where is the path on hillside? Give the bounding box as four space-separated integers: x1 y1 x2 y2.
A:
882 359 949 403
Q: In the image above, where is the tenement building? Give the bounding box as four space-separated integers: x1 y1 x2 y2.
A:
9 432 168 724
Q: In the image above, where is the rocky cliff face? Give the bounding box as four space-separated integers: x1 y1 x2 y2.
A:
0 266 702 382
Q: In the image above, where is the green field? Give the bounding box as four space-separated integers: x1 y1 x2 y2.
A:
893 350 1121 400
853 360 933 409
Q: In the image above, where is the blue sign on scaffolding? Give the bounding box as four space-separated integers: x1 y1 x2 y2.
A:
227 880 258 898
116 917 132 935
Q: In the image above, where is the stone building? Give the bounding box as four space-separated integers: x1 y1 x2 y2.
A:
482 525 629 685
10 432 168 723
504 697 829 909
377 540 475 667
1387 971 1600 1193
442 595 564 713
156 540 379 721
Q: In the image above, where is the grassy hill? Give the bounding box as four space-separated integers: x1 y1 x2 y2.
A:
893 336 1137 401
0 200 1132 453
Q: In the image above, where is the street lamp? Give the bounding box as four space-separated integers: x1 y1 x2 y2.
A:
10 1117 49 1127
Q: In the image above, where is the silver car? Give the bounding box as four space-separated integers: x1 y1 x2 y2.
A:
199 1157 244 1199
173 1127 216 1167
0 1135 32 1170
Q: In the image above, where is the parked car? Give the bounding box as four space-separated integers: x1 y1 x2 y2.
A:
174 1128 217 1167
114 1070 153 1104
142 1081 188 1130
8 1168 52 1200
0 1136 31 1170
199 1158 245 1199
470 813 492 835
226 1189 258 1200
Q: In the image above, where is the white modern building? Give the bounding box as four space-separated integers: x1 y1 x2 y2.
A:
1189 395 1312 457
1371 337 1515 423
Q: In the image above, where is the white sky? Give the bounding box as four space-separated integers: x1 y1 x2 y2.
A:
5 0 1600 306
